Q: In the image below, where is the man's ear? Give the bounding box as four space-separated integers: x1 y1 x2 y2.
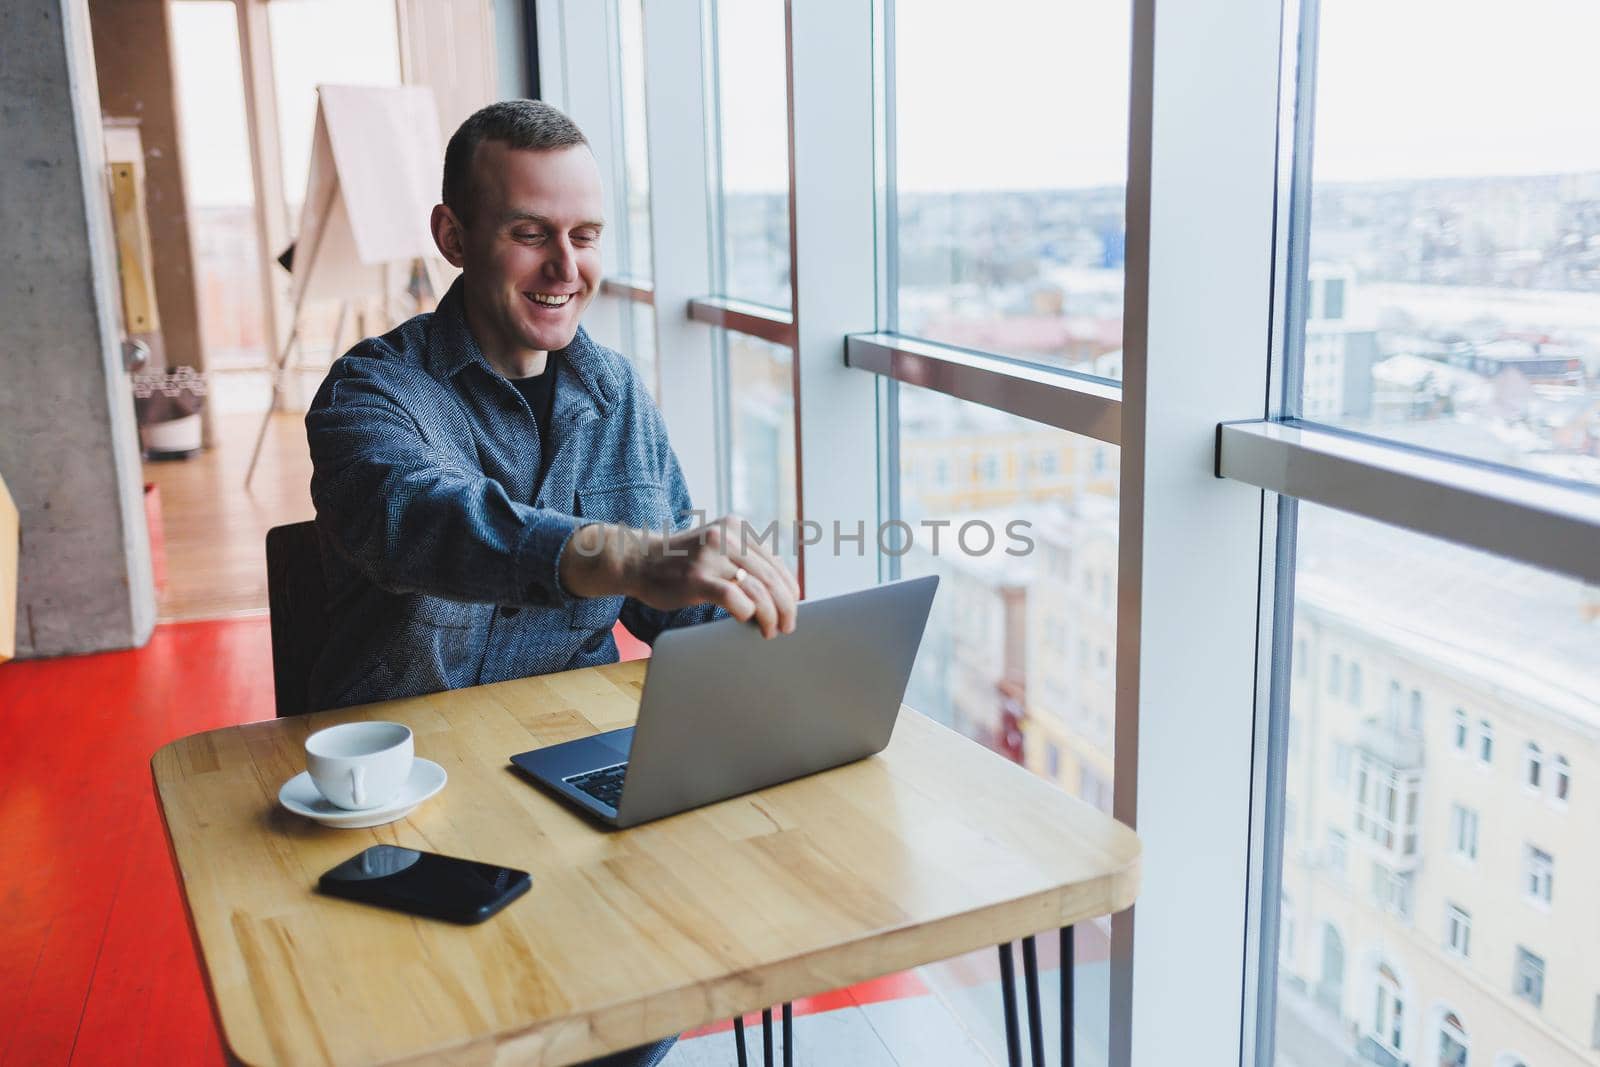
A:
430 204 467 268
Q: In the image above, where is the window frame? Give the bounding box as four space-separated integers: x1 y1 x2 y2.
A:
1513 946 1546 1008
1449 803 1478 864
1444 904 1471 959
1524 845 1554 907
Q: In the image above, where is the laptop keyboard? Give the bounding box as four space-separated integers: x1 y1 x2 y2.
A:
564 762 628 810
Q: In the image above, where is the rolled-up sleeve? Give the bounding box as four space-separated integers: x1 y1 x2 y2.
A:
307 358 582 607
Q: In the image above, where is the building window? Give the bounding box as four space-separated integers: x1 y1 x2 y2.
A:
1326 829 1348 877
1407 688 1423 733
1328 653 1343 696
1554 754 1571 805
1354 756 1420 857
1370 863 1413 922
1525 846 1553 905
1046 742 1060 779
1478 719 1495 765
1449 804 1478 862
1452 709 1468 752
1386 680 1402 726
1372 963 1405 1052
1331 741 1352 788
1445 904 1471 959
1525 741 1543 790
1513 946 1545 1008
1437 1013 1469 1067
1347 662 1362 707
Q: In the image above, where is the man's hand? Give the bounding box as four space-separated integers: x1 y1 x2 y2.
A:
560 515 799 638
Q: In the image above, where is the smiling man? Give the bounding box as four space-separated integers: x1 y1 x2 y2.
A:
305 106 796 744
304 101 796 1064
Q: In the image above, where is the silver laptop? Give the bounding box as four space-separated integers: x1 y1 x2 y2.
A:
509 576 938 828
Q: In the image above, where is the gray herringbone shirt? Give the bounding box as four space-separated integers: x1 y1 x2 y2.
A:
304 279 718 711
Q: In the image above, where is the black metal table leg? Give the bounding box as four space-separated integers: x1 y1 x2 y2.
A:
782 1002 793 1067
762 1007 774 1067
734 1016 749 1067
1021 936 1046 1067
998 942 1023 1067
1061 926 1075 1067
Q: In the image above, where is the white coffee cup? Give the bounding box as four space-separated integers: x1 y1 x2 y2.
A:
305 722 414 811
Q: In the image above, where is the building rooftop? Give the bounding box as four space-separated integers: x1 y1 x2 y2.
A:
1297 506 1600 734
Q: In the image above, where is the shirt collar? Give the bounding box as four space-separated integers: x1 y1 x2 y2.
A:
428 275 616 417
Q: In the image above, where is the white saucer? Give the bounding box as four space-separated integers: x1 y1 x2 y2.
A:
278 758 448 829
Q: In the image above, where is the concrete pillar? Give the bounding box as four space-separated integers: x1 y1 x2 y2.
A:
0 0 157 657
87 0 206 379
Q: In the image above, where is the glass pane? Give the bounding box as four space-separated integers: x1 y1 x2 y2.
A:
723 333 795 558
707 0 791 309
614 0 652 281
625 300 657 402
891 0 1130 378
895 383 1120 1063
171 1 268 395
1272 502 1598 1064
1296 0 1600 488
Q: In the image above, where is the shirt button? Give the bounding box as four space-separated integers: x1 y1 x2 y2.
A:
500 606 521 618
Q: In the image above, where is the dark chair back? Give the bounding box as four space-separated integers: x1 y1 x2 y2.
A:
265 521 330 717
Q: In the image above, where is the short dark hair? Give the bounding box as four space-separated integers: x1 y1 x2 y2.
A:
442 99 588 226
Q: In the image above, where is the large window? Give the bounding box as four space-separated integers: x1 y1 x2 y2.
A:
1273 506 1596 1062
892 382 1119 1063
611 0 652 282
722 333 795 556
539 1 1600 1063
170 1 268 388
889 0 1130 378
704 0 790 309
1294 0 1600 488
1264 3 1600 1063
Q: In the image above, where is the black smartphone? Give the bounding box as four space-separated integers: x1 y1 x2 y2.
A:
317 844 531 924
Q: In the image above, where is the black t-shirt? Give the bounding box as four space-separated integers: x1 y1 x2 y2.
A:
507 354 559 486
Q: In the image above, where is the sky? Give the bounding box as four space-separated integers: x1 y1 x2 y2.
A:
170 0 1600 206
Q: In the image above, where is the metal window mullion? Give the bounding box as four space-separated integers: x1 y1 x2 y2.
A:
787 0 878 597
1217 420 1600 585
1241 1 1318 1060
1112 0 1285 1065
846 333 1121 445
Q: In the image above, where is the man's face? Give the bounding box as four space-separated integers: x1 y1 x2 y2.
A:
435 142 605 361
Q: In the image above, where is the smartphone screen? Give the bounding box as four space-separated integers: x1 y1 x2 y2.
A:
318 845 531 924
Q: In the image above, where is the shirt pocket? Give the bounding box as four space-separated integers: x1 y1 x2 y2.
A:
569 481 672 630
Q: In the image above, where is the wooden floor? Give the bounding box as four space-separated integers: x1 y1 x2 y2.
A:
142 411 314 621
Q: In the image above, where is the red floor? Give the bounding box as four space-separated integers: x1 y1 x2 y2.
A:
0 619 269 1067
0 618 926 1065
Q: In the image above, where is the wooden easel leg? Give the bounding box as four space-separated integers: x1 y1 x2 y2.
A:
244 322 300 490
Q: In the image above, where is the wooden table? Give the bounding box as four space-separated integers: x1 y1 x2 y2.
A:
152 661 1142 1066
